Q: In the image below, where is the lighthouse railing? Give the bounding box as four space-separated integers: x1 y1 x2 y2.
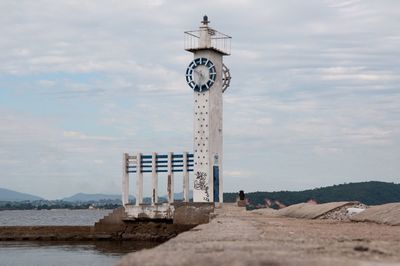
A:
184 29 231 55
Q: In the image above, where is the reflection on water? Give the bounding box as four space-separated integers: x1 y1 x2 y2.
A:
0 241 161 266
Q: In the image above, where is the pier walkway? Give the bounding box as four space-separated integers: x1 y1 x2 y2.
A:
117 203 400 266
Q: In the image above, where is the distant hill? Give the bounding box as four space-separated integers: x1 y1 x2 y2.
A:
63 191 194 203
4 181 398 206
0 188 44 202
62 193 134 202
164 190 194 200
223 181 400 206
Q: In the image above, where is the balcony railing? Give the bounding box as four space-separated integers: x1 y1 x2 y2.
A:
184 29 232 55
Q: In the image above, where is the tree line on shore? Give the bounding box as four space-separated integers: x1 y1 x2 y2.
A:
1 181 399 210
0 199 122 210
223 181 400 209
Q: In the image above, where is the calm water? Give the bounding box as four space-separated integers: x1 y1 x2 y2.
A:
0 241 160 266
0 210 161 266
0 209 113 226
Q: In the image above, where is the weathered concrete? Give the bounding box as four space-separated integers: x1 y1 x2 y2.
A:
190 20 226 203
94 206 127 233
0 222 194 242
237 199 246 207
120 222 194 241
123 202 215 224
124 204 175 220
0 226 96 241
277 202 359 219
117 203 400 266
351 203 400 226
0 206 197 242
250 207 278 216
173 203 214 225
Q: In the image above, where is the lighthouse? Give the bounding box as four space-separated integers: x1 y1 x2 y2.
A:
185 16 231 203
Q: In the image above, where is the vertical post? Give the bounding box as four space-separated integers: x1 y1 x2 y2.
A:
167 152 174 204
183 152 189 202
213 165 219 202
122 153 129 206
135 153 143 206
151 152 158 206
219 155 223 203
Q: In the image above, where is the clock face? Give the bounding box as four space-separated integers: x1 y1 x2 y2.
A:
186 57 216 92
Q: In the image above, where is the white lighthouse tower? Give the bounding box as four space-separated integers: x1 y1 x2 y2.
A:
185 16 231 203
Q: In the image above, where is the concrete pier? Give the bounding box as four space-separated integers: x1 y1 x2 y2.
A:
0 207 195 242
117 203 400 266
0 223 194 242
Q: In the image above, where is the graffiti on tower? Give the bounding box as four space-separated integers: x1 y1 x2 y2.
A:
194 171 210 201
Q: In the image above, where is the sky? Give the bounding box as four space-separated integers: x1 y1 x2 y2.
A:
0 0 399 199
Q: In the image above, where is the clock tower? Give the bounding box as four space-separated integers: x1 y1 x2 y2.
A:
185 16 231 203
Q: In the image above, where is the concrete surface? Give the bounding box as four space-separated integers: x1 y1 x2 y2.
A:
124 204 175 220
0 206 198 242
94 207 127 233
173 203 214 225
276 202 358 219
117 203 400 266
0 223 194 242
351 203 400 226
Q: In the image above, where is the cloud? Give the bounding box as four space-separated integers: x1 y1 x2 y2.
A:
0 0 399 197
0 109 124 198
319 67 399 83
63 130 116 141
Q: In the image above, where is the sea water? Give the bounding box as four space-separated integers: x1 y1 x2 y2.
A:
0 241 159 266
0 210 160 266
0 209 113 226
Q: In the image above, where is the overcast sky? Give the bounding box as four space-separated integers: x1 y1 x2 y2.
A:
0 0 399 199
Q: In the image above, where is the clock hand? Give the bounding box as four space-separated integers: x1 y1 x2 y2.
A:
194 69 202 84
200 70 207 84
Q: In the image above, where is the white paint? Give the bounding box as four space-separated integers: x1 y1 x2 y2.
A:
183 151 189 202
122 153 129 206
151 152 158 205
167 152 174 203
125 204 175 220
189 20 228 203
199 26 211 48
135 152 143 206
